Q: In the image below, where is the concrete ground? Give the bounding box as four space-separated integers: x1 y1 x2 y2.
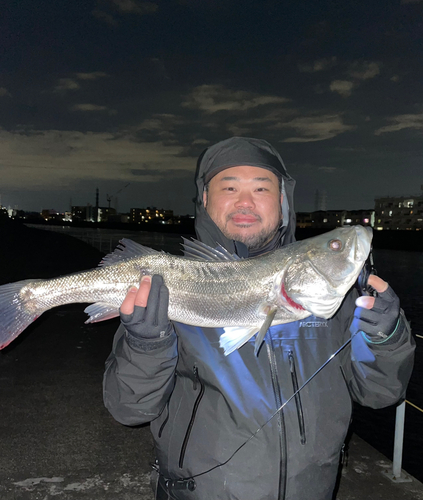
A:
336 434 423 500
0 305 155 500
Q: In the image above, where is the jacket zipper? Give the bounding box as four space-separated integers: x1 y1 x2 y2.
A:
179 365 204 469
266 336 287 500
158 401 170 438
288 351 307 445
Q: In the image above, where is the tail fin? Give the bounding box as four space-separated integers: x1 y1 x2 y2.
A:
0 280 41 349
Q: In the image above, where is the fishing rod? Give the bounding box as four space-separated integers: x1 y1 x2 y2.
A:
189 334 355 481
161 256 377 491
159 333 358 496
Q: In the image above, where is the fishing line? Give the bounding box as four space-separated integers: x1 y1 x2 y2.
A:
160 254 379 493
167 260 376 486
175 332 357 483
406 400 423 413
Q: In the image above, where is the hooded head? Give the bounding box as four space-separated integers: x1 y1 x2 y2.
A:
194 137 296 257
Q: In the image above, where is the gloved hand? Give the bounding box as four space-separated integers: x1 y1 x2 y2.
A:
350 275 400 343
120 274 173 340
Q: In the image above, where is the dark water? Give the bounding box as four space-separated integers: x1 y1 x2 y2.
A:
351 248 423 482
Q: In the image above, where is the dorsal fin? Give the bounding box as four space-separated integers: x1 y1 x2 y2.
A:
182 238 241 262
99 238 160 267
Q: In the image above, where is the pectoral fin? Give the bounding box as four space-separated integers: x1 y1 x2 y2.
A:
219 327 259 356
219 307 278 357
254 307 277 356
84 303 120 323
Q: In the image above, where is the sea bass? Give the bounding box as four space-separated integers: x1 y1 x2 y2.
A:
0 225 372 355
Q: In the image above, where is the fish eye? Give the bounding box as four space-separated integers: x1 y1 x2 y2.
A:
328 239 342 251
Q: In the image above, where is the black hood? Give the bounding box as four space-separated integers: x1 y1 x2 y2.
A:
194 137 296 257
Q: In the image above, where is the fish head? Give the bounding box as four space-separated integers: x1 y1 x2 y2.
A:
279 225 372 319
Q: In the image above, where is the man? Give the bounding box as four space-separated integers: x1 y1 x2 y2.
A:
104 137 415 500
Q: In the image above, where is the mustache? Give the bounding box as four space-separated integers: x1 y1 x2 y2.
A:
226 210 262 222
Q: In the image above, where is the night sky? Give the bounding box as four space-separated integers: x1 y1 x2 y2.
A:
1 0 422 215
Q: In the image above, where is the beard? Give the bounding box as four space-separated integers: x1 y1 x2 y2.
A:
221 210 282 251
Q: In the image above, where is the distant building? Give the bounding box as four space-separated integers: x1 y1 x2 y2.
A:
130 207 174 224
41 209 63 222
344 209 375 227
374 194 423 230
0 207 8 220
72 205 93 222
296 212 313 229
296 210 374 229
71 205 116 222
94 206 117 223
108 214 130 224
311 210 347 228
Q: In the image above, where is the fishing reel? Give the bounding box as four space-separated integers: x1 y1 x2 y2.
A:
356 247 377 297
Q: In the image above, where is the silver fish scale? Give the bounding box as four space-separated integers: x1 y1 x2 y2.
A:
22 252 283 328
16 226 371 333
0 226 372 351
156 253 279 327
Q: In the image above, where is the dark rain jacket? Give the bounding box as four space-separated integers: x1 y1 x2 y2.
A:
103 137 415 500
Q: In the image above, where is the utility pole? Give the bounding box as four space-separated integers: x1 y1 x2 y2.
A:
95 188 100 222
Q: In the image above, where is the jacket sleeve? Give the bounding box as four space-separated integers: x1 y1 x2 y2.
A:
103 324 178 426
340 291 415 409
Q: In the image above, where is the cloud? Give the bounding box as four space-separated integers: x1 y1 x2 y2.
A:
71 104 110 112
327 61 381 97
0 87 12 97
298 57 337 73
93 0 158 24
76 72 108 80
347 61 382 80
92 9 119 25
374 113 423 135
191 139 209 146
182 84 290 113
0 130 192 191
110 0 158 14
120 89 353 146
54 78 81 92
54 73 109 93
134 114 186 138
329 80 355 97
278 115 355 142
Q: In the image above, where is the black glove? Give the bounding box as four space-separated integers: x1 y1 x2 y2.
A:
350 285 401 344
120 275 173 340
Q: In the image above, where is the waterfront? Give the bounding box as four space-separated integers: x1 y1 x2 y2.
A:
0 223 422 497
351 246 423 483
18 223 423 482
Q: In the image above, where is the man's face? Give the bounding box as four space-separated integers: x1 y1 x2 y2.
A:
203 165 283 251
